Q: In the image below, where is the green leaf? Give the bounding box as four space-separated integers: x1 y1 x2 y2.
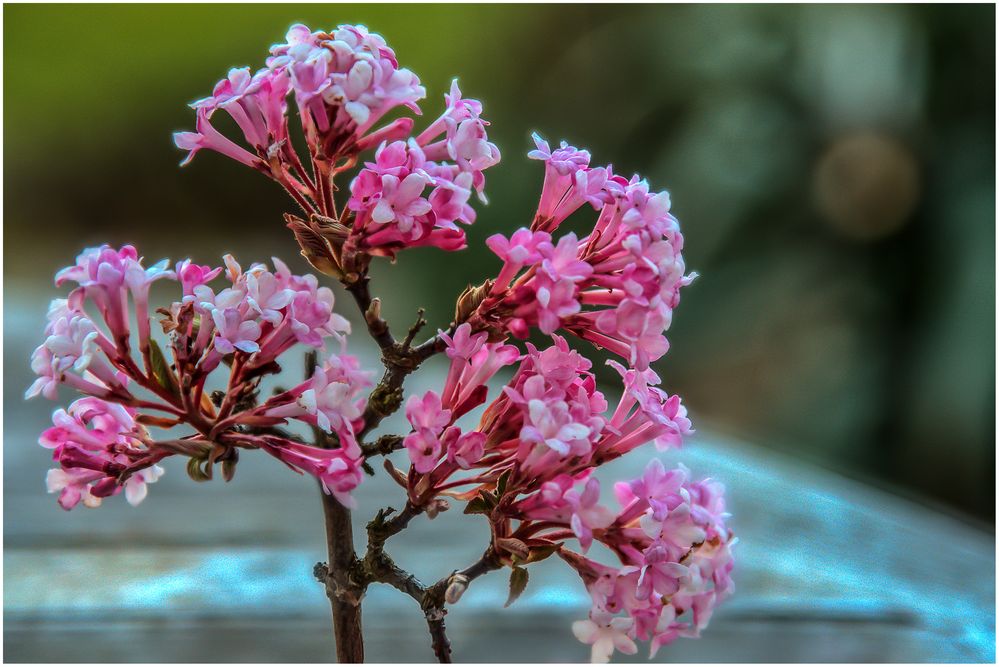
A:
148 339 180 398
463 495 490 515
496 470 511 497
504 567 529 608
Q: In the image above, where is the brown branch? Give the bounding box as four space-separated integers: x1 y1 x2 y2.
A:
332 266 471 662
341 271 447 440
360 506 506 663
319 491 365 663
402 307 428 349
360 433 404 459
358 334 446 439
420 548 503 663
425 612 452 663
344 274 395 352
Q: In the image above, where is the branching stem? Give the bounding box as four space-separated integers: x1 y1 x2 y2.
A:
310 258 468 662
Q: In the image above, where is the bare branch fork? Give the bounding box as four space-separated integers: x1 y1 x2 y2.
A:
310 270 492 663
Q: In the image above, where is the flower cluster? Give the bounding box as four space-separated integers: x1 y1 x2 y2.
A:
28 244 370 509
373 125 726 663
41 397 164 510
176 24 499 271
394 326 729 660
563 461 735 662
175 24 422 172
398 324 691 496
464 135 694 370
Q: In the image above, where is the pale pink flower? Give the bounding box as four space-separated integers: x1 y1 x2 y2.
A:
245 268 296 324
263 357 370 455
572 612 638 663
212 307 263 354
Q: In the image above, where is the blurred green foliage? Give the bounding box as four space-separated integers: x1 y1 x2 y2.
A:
4 4 995 519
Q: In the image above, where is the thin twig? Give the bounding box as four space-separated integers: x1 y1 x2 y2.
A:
402 308 427 350
360 434 405 459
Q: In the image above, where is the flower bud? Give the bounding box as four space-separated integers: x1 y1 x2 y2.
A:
445 573 469 605
454 279 493 324
426 497 450 519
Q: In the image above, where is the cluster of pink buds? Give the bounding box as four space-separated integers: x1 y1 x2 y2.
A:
175 24 499 275
28 244 370 509
463 135 694 370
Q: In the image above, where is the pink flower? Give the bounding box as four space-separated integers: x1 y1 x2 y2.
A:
569 477 617 551
517 475 614 552
46 467 105 510
447 430 485 469
572 611 638 663
371 172 434 232
614 458 686 521
26 300 124 401
466 143 694 372
487 228 550 266
405 428 443 475
245 267 296 324
404 391 451 473
262 438 364 508
634 544 688 599
174 108 262 168
440 322 487 361
486 228 551 293
268 23 425 137
600 360 692 454
212 308 262 354
176 260 222 298
417 80 499 199
262 355 371 455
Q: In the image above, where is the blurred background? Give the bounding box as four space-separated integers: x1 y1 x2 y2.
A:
4 3 995 663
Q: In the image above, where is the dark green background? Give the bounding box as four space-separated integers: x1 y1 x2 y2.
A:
4 4 995 520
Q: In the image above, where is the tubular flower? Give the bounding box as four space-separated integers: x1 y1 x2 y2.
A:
29 245 367 509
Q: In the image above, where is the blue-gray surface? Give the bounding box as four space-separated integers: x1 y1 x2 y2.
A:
3 294 995 662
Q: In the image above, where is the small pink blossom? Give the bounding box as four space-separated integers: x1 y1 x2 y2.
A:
572 612 638 664
262 438 364 508
212 308 262 354
404 391 451 473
